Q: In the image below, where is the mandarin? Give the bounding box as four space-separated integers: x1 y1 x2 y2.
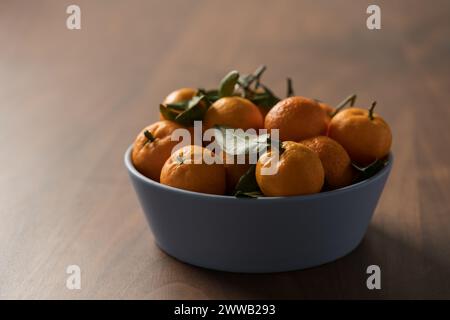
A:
300 136 353 188
328 102 392 165
132 120 186 181
160 145 226 195
160 88 198 120
264 96 329 141
203 97 263 130
256 141 324 196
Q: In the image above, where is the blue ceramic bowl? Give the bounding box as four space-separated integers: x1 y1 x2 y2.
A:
125 145 392 273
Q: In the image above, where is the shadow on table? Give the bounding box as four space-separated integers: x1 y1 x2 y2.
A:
160 224 450 299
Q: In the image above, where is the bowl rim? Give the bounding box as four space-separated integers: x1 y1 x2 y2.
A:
124 145 393 201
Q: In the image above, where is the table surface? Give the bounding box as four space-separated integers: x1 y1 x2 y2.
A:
1 0 450 299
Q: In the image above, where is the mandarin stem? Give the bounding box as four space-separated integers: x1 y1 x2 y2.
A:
331 93 357 117
286 78 294 97
144 130 155 143
369 101 377 120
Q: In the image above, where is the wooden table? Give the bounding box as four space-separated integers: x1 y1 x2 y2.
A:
1 0 449 299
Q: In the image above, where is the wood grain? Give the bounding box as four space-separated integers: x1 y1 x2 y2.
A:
1 0 449 299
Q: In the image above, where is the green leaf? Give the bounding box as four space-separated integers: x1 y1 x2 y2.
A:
165 101 189 111
233 165 263 198
197 88 220 103
235 191 263 198
352 158 388 181
238 65 267 89
219 70 239 98
213 125 270 156
250 84 280 110
159 104 179 121
174 95 209 126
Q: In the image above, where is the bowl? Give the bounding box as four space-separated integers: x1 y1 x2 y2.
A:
125 145 393 273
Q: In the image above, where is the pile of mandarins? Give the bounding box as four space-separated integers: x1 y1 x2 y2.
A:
131 67 392 197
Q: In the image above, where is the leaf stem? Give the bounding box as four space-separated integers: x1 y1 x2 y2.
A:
252 65 267 88
369 101 377 120
331 93 357 118
237 65 267 95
